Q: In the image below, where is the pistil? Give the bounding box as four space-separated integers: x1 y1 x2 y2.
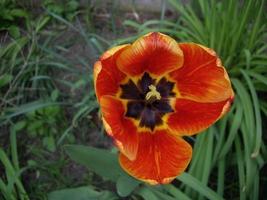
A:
145 85 161 103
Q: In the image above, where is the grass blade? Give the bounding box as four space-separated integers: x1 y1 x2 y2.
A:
177 173 223 200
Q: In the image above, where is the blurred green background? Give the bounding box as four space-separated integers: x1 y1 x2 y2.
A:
0 0 266 199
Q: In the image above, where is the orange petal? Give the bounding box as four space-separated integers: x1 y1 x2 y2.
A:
100 45 129 60
119 130 192 184
117 32 184 77
100 95 139 160
170 43 234 103
167 97 233 136
94 44 130 100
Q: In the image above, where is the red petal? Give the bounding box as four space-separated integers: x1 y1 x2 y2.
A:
117 32 184 76
94 45 129 100
100 95 138 160
167 98 233 136
170 43 234 103
119 130 192 184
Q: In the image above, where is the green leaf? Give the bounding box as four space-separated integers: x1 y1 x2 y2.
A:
219 101 243 158
1 9 14 21
13 121 26 131
43 136 56 152
235 135 246 200
0 101 65 125
116 175 140 197
48 186 118 200
177 173 224 200
137 187 159 200
0 74 13 88
241 70 262 157
46 4 64 15
35 16 51 33
10 9 28 18
51 89 59 101
151 188 180 200
8 25 20 38
27 120 43 133
66 1 79 11
163 185 191 200
247 71 267 86
65 145 124 181
10 127 19 171
0 148 29 200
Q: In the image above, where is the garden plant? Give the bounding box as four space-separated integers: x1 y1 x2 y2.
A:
0 0 266 200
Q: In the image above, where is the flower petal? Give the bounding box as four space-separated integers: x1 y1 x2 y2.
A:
170 43 234 103
119 130 192 184
94 44 130 100
167 98 233 136
117 32 184 76
100 95 138 160
100 45 129 60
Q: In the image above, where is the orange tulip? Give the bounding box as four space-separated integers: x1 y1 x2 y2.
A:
94 32 234 185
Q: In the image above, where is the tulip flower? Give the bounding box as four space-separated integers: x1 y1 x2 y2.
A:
94 32 234 184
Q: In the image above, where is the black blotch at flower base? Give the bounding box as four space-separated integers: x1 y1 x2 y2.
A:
120 72 176 131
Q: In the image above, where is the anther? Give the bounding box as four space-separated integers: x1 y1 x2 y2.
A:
145 85 161 102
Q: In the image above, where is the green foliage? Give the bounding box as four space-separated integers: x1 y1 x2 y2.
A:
58 145 140 198
57 145 230 199
43 0 79 21
116 175 140 197
0 0 29 38
0 74 13 88
48 186 118 200
0 127 30 200
58 145 221 199
41 10 105 146
0 2 80 198
17 96 66 152
65 145 125 182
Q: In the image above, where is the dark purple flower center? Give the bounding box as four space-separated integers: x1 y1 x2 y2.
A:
120 72 176 131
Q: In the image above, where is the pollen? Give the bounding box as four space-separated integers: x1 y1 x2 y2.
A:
145 85 161 102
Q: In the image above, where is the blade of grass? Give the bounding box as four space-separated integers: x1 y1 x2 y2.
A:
137 187 159 200
184 132 206 195
232 79 254 148
216 158 225 196
0 148 29 200
0 101 68 125
219 99 243 158
240 121 256 194
177 173 224 200
241 70 262 157
10 127 19 171
197 128 215 200
247 0 264 50
250 168 259 200
163 185 192 200
0 178 16 200
235 135 246 200
247 71 267 86
213 114 230 164
150 187 181 200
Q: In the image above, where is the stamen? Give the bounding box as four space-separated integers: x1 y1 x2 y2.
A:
145 85 161 102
